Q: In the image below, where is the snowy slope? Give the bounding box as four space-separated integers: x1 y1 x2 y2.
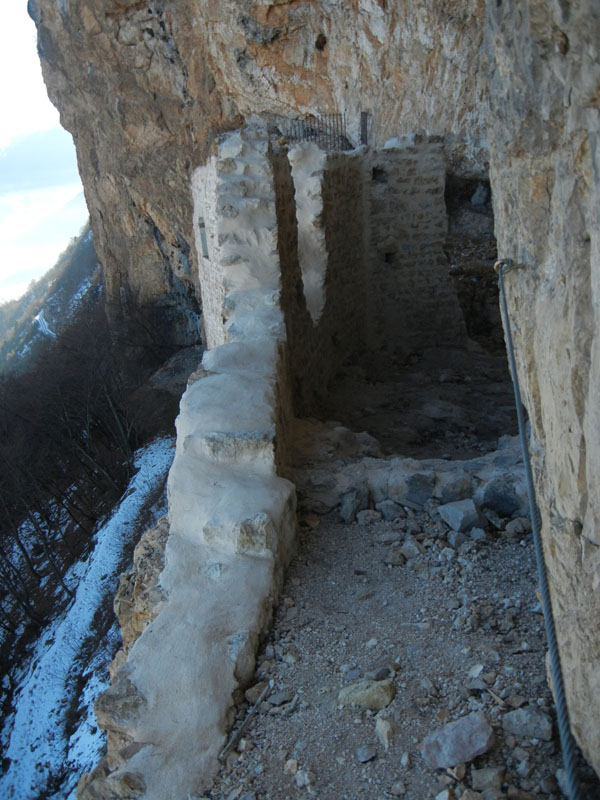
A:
0 437 175 800
0 225 100 372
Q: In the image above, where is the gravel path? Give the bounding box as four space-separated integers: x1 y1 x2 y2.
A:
207 475 574 799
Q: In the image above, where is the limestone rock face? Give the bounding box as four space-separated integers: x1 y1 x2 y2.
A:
485 0 600 774
31 0 235 347
32 0 487 343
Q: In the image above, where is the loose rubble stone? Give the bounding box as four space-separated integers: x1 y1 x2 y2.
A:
400 536 424 559
338 680 396 710
434 471 474 504
448 530 469 549
470 527 489 542
269 689 295 706
365 666 391 681
506 695 527 709
376 500 406 521
356 509 382 525
501 708 553 741
390 781 406 796
384 546 406 566
505 517 531 535
356 744 377 763
339 488 369 523
481 475 522 516
471 766 505 791
244 681 268 704
438 499 480 532
421 711 494 768
401 471 436 505
295 769 315 788
237 738 252 753
376 717 395 751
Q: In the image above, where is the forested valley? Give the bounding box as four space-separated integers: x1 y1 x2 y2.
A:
0 228 184 744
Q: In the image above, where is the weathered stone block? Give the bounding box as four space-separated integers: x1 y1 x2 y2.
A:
438 499 480 532
338 680 396 710
421 712 493 769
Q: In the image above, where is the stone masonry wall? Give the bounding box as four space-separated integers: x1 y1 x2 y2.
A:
272 145 366 415
367 139 467 369
78 127 297 800
275 139 468 410
288 144 329 325
192 155 224 349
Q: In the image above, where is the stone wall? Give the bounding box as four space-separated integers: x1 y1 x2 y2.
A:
79 127 297 800
273 144 366 415
287 144 328 324
366 139 467 366
485 0 600 775
191 155 223 349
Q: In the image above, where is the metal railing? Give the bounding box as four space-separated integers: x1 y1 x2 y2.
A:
280 113 353 151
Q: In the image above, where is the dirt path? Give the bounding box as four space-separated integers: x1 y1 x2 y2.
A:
204 349 599 800
207 475 569 799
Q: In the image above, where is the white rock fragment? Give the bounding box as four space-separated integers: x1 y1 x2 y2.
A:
421 711 493 768
376 717 396 751
501 707 553 741
295 769 315 788
284 758 298 775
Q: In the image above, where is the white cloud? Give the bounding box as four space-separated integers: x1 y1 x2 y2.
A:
0 7 90 303
0 186 89 302
0 5 60 148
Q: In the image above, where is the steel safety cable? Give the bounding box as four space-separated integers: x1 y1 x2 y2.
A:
495 259 584 800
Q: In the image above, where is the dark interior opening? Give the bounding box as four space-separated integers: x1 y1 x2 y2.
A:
315 33 327 51
312 171 516 461
372 166 387 183
444 175 505 355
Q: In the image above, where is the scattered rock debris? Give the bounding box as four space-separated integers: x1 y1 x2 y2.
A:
203 413 598 800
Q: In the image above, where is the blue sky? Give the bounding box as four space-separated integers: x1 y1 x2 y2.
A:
0 5 89 302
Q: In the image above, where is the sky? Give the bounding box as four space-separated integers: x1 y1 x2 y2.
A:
0 5 89 303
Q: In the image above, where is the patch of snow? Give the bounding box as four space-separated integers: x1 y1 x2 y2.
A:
68 277 92 314
34 309 56 338
0 437 175 800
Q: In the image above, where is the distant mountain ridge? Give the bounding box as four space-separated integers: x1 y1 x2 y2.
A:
0 223 102 372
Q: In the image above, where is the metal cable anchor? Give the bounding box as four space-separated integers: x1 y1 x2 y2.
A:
493 257 516 275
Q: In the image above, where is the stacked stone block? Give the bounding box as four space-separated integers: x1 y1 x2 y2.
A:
272 144 366 414
367 138 466 366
